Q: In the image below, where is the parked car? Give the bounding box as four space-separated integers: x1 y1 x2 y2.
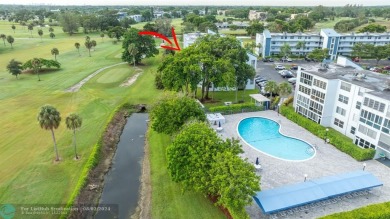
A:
288 78 297 84
262 58 269 62
290 65 298 70
352 57 360 62
304 57 311 62
287 58 292 62
258 81 268 87
383 66 390 70
279 70 289 74
255 77 267 83
280 57 288 62
281 71 294 78
268 58 274 62
369 67 380 71
275 65 285 70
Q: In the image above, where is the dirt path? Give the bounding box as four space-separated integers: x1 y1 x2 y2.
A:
65 62 127 92
120 67 143 87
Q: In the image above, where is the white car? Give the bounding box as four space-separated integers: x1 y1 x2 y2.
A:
288 78 297 84
287 58 293 62
279 70 289 75
275 65 285 70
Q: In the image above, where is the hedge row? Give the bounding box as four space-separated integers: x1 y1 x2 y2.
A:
209 103 264 114
60 102 132 219
280 105 375 161
320 201 390 219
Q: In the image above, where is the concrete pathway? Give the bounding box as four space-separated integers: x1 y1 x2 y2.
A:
213 110 390 219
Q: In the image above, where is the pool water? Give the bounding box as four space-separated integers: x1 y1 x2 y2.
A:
238 117 315 161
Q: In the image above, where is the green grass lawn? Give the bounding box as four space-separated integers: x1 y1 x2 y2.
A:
130 18 184 34
149 129 226 219
0 20 162 208
352 17 390 32
310 17 353 32
199 89 259 108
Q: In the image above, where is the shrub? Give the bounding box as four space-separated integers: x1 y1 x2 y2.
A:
283 96 293 106
208 103 264 114
280 105 375 161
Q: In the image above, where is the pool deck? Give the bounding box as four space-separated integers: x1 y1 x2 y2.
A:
213 110 390 219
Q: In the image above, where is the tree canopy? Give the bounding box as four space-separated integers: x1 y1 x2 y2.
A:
22 58 61 71
59 12 80 35
150 94 206 135
121 28 159 64
6 59 23 79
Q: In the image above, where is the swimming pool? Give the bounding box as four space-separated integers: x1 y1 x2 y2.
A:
237 117 315 161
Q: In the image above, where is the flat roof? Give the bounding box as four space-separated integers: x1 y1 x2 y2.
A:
302 64 390 100
250 94 270 102
253 170 383 214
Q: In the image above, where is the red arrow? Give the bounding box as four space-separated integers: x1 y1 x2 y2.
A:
138 27 181 51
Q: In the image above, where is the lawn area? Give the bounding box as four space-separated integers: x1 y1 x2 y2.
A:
310 17 353 32
0 19 162 209
148 129 226 219
219 28 247 35
198 89 259 108
130 18 184 34
352 17 390 32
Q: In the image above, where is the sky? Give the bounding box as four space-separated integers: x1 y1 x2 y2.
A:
1 0 389 6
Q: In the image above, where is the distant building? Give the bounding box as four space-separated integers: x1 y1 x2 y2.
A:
215 21 249 29
183 30 257 90
257 28 390 60
294 57 390 159
129 15 143 23
248 10 267 21
116 12 127 20
290 13 310 20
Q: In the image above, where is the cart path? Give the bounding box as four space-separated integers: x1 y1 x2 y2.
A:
65 62 127 92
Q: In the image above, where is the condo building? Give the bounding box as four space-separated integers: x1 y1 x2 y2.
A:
256 29 390 60
293 57 390 159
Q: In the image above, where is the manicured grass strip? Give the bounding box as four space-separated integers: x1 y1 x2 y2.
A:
320 201 390 219
280 105 375 161
199 89 259 108
148 129 226 219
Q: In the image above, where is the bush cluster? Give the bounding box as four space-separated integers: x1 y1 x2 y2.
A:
209 103 264 114
280 105 375 161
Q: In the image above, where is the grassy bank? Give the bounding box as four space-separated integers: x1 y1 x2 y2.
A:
148 129 226 219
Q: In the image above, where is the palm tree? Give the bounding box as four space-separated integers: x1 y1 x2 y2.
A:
128 43 138 67
11 25 16 33
74 42 80 56
38 29 43 42
91 40 97 51
32 58 41 81
6 35 14 48
264 80 279 99
50 32 55 39
295 41 306 59
37 105 61 161
1 34 6 46
28 24 33 37
280 43 291 59
49 27 54 33
100 33 105 42
85 37 93 57
278 82 292 102
65 113 82 159
51 48 59 61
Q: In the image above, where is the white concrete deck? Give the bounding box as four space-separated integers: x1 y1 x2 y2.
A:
213 110 390 219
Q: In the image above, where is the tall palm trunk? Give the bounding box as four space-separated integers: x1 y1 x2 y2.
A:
77 49 80 56
133 57 135 67
88 49 91 57
73 129 78 159
51 128 59 161
37 71 41 81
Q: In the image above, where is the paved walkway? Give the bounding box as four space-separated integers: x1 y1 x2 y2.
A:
213 110 390 219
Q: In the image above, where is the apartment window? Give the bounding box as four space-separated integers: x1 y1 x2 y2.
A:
297 94 310 108
300 72 313 86
359 109 383 130
350 126 356 134
378 37 381 39
340 82 351 92
356 137 375 149
356 101 361 109
272 42 276 44
338 94 349 104
336 106 346 116
334 118 344 128
298 85 311 95
368 37 372 39
290 36 294 39
313 79 327 89
308 37 311 39
309 100 323 115
382 119 390 134
358 124 377 139
360 37 363 39
363 97 386 112
298 36 302 39
311 89 325 103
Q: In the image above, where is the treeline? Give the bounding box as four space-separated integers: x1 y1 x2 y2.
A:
334 18 368 32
